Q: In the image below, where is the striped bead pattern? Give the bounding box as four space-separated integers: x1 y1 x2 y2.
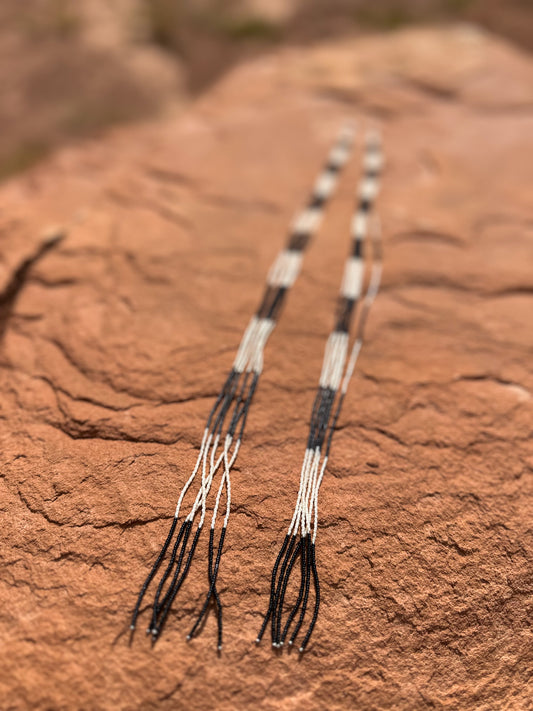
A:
256 130 384 654
130 126 355 649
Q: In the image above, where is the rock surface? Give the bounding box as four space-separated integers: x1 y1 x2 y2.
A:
0 25 532 711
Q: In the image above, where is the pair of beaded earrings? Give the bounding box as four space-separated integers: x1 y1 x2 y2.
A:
130 124 383 653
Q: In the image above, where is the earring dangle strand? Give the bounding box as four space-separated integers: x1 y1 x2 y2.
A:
130 125 355 649
256 129 384 654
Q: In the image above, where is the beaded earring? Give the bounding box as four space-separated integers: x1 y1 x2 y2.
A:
130 127 355 650
256 131 383 653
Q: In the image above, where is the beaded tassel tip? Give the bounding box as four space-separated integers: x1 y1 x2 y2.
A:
130 125 355 648
256 130 384 653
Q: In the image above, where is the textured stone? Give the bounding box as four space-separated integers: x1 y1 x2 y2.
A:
0 26 532 711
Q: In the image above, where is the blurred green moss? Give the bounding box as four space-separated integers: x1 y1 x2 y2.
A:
442 0 474 12
354 6 413 30
215 16 282 42
144 0 281 49
19 0 80 41
0 142 50 181
144 0 182 50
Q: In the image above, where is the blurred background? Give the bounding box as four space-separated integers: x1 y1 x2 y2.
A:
1 0 532 182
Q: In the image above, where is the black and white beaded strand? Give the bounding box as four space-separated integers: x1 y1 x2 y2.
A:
256 129 383 654
130 125 355 649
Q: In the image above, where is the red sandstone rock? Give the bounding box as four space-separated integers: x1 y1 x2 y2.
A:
0 26 531 711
